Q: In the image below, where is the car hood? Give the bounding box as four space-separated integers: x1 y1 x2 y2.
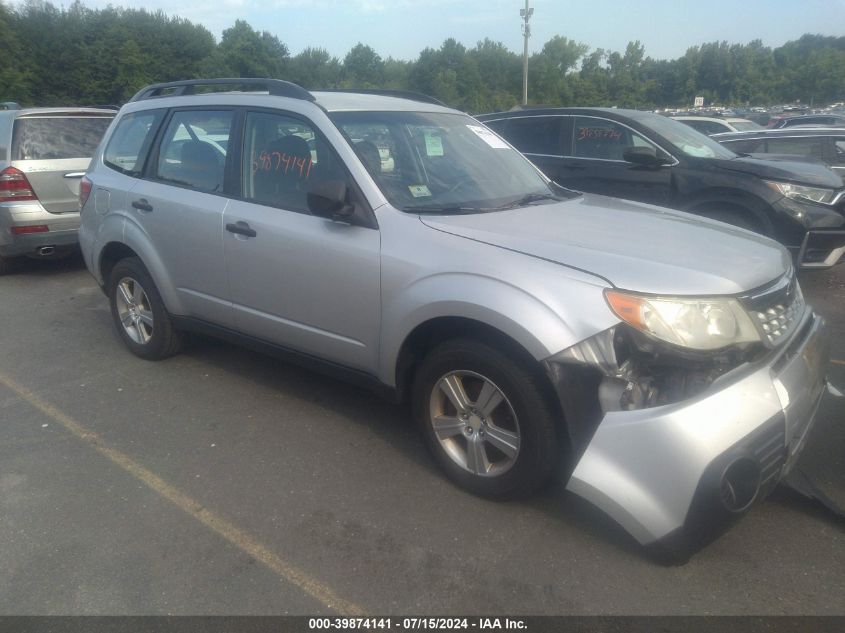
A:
420 194 791 296
711 155 843 188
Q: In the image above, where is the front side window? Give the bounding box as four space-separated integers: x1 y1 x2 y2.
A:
331 111 570 213
13 116 113 161
104 110 163 176
730 120 762 132
242 111 347 212
835 140 845 165
573 117 659 161
683 120 726 136
155 110 233 193
766 137 826 160
723 138 765 154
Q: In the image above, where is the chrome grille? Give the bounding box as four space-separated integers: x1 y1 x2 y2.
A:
751 284 805 346
741 272 805 348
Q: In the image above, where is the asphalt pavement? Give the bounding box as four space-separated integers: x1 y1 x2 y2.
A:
0 254 842 615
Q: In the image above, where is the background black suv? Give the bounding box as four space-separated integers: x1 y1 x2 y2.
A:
477 107 845 268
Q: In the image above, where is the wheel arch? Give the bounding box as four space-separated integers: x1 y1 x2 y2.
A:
681 187 774 234
392 316 553 405
97 231 184 315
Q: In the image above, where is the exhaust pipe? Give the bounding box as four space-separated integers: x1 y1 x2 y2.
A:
36 246 55 256
719 457 761 513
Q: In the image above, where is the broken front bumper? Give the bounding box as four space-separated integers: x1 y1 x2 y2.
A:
560 310 829 546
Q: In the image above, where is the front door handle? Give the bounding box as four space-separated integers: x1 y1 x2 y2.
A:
562 163 586 171
226 221 257 238
131 198 153 212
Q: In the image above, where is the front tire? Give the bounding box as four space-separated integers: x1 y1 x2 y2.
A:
108 257 182 360
412 338 560 499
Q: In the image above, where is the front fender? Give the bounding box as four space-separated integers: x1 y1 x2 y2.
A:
378 272 610 386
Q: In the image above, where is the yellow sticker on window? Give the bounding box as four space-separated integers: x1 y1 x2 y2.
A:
408 184 432 198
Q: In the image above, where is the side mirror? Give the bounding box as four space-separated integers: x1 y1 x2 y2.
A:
623 146 667 166
307 180 355 222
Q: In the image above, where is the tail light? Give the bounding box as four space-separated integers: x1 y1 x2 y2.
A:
10 225 49 235
79 175 93 209
0 166 37 202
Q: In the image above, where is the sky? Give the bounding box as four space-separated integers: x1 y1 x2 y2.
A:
17 0 845 61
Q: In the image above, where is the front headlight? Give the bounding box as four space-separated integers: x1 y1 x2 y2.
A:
765 180 835 205
604 290 761 351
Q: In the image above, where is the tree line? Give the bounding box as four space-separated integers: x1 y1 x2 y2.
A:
2 0 844 113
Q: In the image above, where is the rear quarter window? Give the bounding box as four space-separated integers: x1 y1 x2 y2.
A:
104 110 164 176
12 116 113 161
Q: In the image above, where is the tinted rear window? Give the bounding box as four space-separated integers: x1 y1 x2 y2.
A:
500 116 564 155
12 116 113 160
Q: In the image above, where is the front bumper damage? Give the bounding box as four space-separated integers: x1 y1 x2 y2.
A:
546 309 833 552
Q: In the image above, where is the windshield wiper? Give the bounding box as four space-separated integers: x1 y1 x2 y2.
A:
493 192 560 210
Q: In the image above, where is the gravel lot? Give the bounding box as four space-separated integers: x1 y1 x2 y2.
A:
0 254 842 615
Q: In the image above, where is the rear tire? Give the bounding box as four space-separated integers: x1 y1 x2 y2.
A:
412 338 560 499
0 256 8 275
108 257 182 360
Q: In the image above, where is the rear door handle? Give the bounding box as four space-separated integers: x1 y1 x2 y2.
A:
226 221 257 238
562 163 586 171
63 172 86 178
131 198 153 212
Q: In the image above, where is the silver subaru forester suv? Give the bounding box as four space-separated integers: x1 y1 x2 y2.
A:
79 79 836 559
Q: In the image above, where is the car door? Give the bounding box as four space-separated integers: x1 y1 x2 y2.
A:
129 108 236 327
559 115 673 206
223 109 381 372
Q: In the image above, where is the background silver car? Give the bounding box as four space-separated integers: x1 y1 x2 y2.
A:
79 79 835 560
0 105 115 274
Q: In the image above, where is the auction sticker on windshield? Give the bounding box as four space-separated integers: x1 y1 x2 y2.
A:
409 184 432 197
467 125 509 149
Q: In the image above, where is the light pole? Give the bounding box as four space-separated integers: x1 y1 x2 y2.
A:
520 0 533 106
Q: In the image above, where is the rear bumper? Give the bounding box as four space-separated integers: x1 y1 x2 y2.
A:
565 310 829 546
0 201 80 257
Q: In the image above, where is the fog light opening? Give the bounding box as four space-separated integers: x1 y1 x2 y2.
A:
720 458 761 513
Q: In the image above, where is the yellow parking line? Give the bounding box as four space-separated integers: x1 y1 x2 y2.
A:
0 370 365 616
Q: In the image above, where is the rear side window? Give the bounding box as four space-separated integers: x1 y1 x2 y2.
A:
155 110 233 193
500 117 563 155
104 111 164 176
12 116 113 160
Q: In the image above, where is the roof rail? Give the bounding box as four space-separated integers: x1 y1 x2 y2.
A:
0 102 21 110
318 89 448 108
128 78 315 103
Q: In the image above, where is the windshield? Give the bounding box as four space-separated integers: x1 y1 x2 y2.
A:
330 111 571 213
640 113 737 159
